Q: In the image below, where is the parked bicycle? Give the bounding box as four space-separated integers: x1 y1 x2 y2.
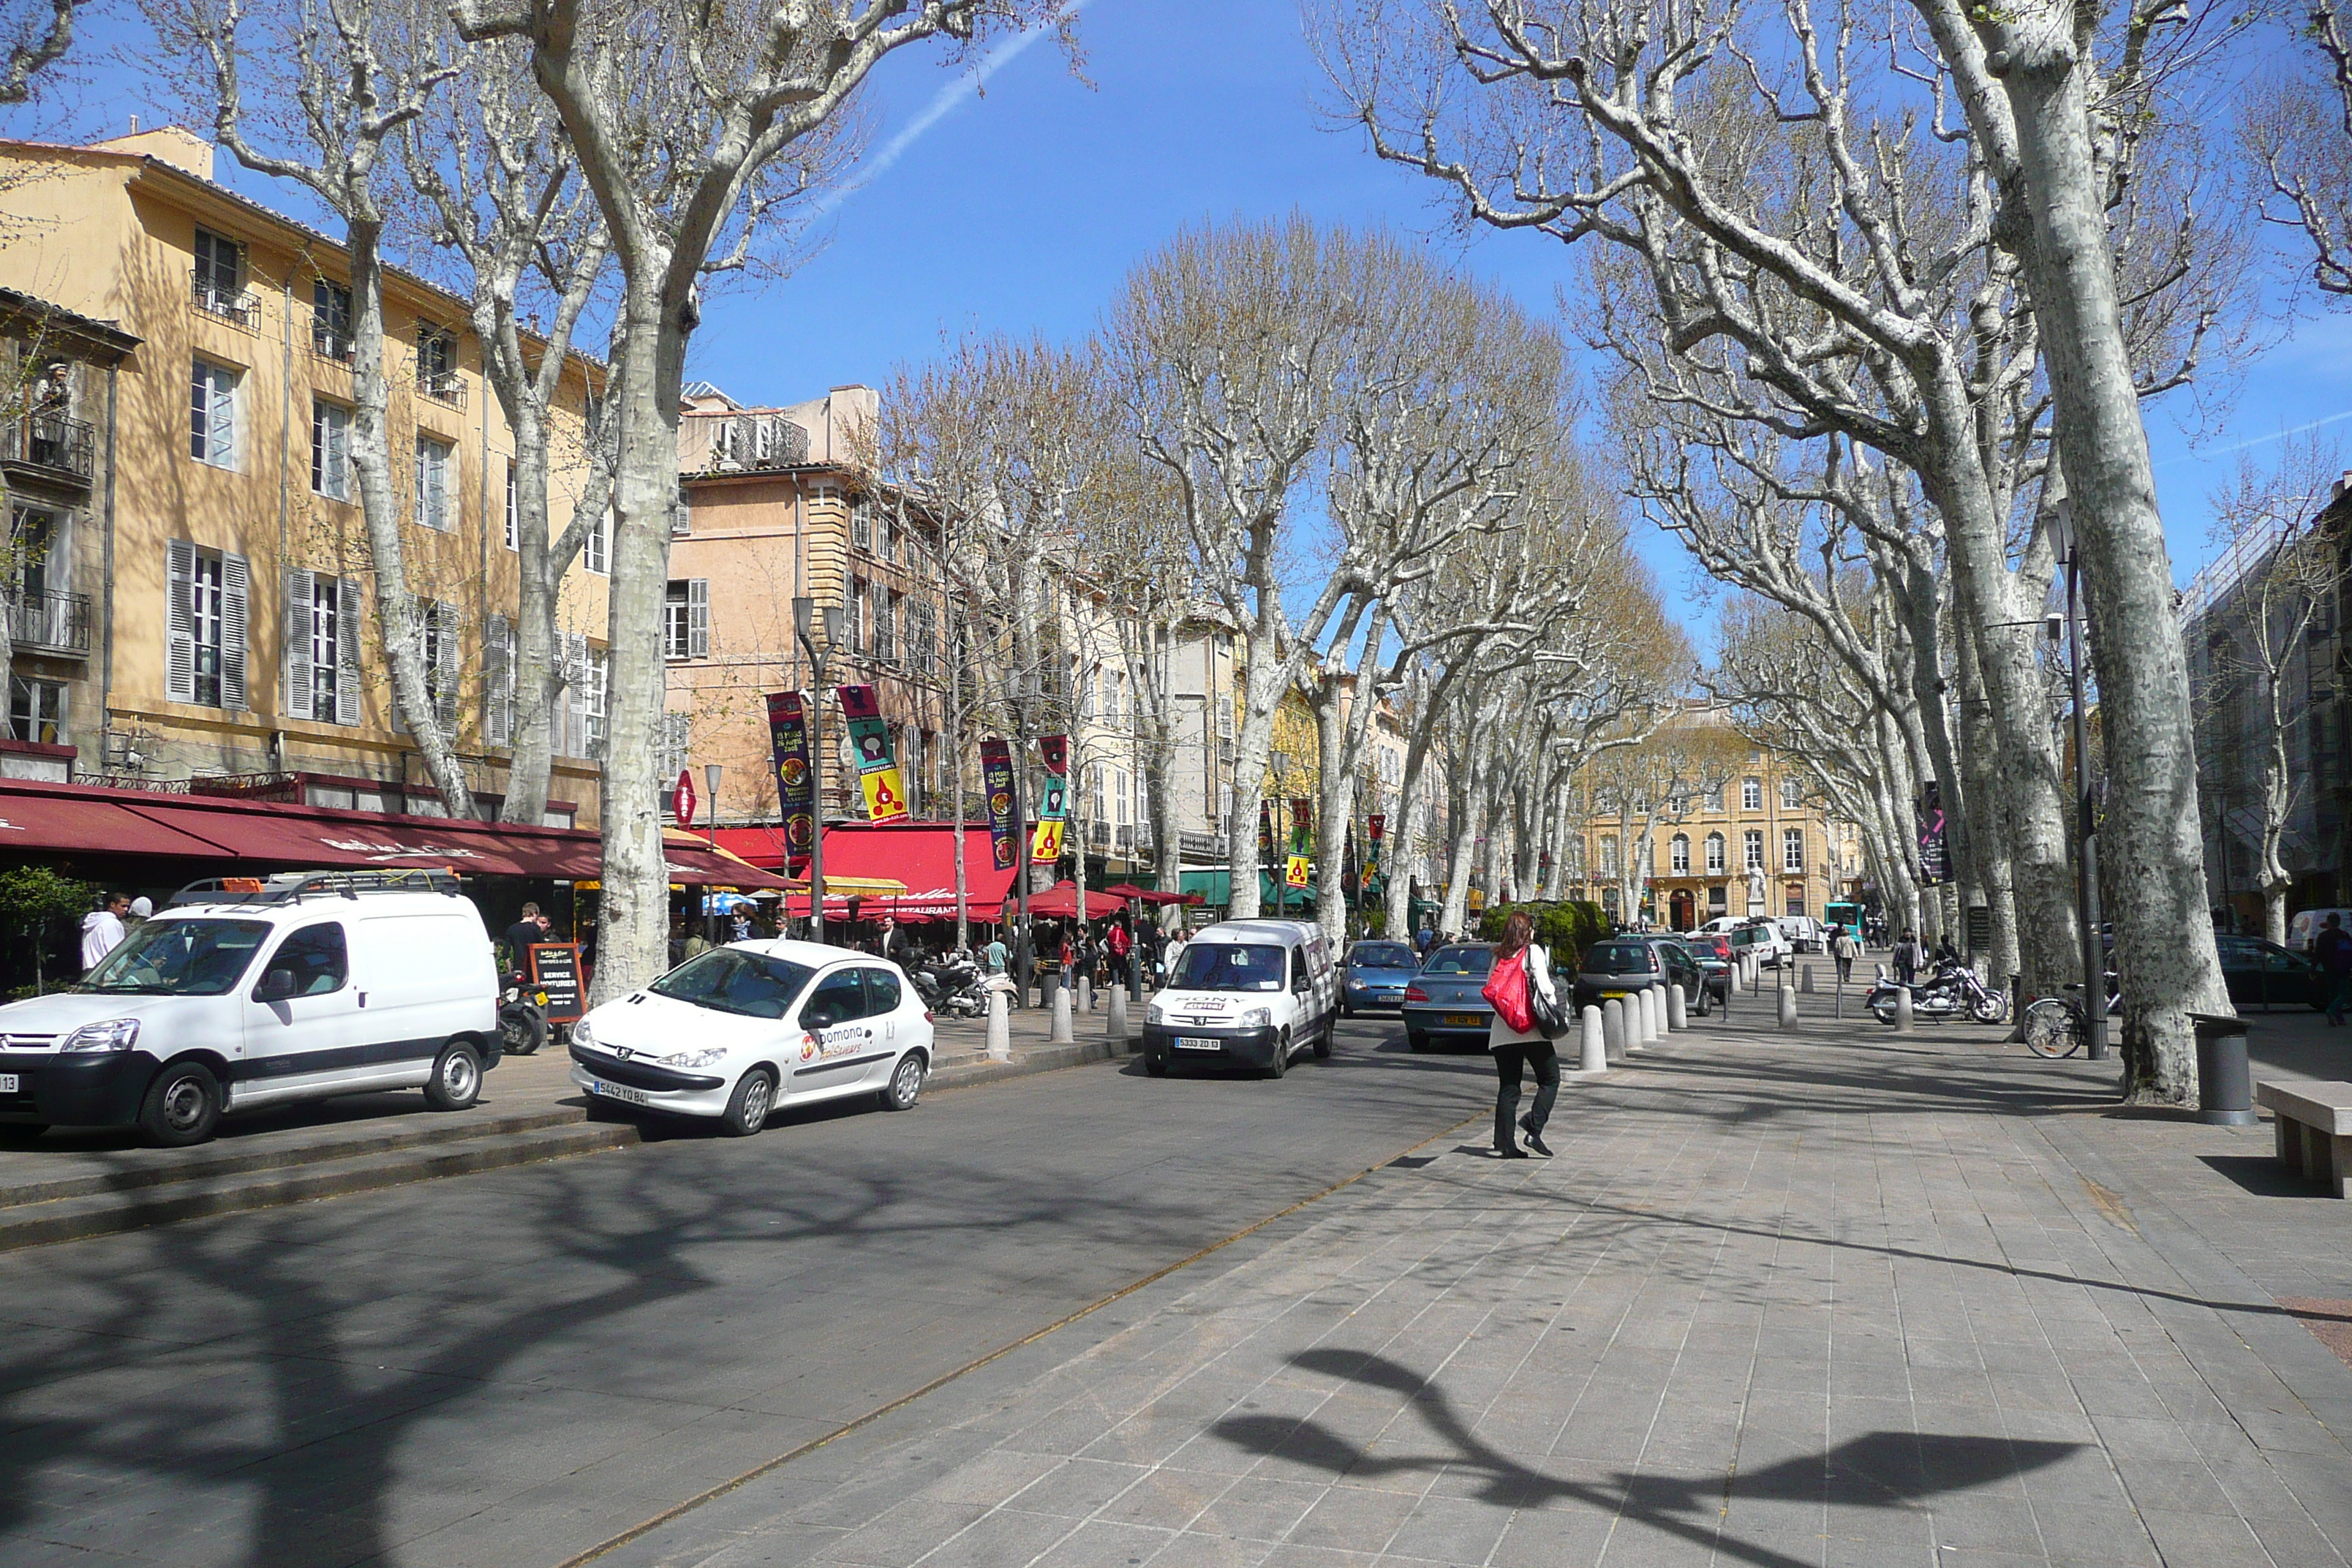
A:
2020 976 2120 1059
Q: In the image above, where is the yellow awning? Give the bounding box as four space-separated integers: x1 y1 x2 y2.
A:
783 875 911 897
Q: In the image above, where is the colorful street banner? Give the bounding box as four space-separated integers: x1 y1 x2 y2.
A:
1917 781 1950 886
1032 733 1069 864
764 692 816 874
981 739 1018 872
1289 798 1312 851
1258 802 1274 863
1361 812 1384 893
1286 853 1311 889
835 684 908 824
1031 818 1066 865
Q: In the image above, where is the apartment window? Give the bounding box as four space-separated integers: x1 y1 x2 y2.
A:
415 436 453 531
503 460 518 551
911 600 937 675
663 579 709 660
312 279 353 361
1780 777 1803 810
1744 829 1765 870
1704 785 1725 813
875 508 894 562
1786 889 1806 917
166 540 248 710
1670 834 1690 873
189 358 239 468
851 497 872 551
873 582 895 663
584 508 608 574
671 486 691 537
284 570 360 725
1741 777 1762 812
485 614 515 745
407 598 459 733
9 675 63 743
586 646 609 757
1783 827 1804 872
416 323 461 403
11 507 55 600
192 228 251 323
1705 832 1726 874
1599 836 1618 877
311 399 351 500
844 578 864 653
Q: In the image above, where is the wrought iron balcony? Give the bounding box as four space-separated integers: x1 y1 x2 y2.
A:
10 590 91 655
312 326 355 365
0 413 94 481
192 275 261 330
417 369 467 409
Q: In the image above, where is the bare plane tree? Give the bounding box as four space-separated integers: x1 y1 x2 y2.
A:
2247 0 2352 296
0 0 83 103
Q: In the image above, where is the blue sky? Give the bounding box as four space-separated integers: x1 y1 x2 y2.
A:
22 0 2352 644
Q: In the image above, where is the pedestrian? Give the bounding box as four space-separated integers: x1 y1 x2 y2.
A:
1831 924 1857 985
127 895 153 925
1414 919 1436 957
1893 928 1923 987
502 902 546 976
1934 931 1961 969
2318 913 2352 1026
881 915 913 968
1164 928 1188 984
80 891 129 973
1106 915 1133 990
1481 911 1560 1160
981 930 1009 976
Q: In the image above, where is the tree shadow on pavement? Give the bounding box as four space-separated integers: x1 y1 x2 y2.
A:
1214 1349 2078 1568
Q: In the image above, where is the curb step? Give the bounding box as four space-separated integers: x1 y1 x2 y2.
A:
0 1119 639 1253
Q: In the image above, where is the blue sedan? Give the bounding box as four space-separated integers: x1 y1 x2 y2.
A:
1341 940 1421 1017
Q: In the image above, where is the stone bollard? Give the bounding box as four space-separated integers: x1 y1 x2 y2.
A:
1078 976 1093 1014
986 990 1012 1060
1895 986 1913 1033
1107 982 1128 1045
1667 982 1686 1030
1800 964 1814 994
1580 1004 1607 1072
1603 998 1627 1063
1779 982 1798 1030
1636 987 1657 1049
1050 984 1074 1045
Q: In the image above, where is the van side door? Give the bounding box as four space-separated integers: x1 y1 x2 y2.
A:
344 912 495 1089
235 921 369 1106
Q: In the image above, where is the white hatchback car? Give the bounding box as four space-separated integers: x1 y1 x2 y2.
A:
568 940 934 1136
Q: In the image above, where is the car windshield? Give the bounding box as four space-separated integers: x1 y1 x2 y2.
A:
649 948 817 1019
1585 942 1658 975
1172 943 1286 992
76 918 271 996
1421 946 1493 976
1349 943 1415 970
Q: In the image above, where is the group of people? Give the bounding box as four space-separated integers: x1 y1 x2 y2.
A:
78 890 153 973
972 911 1175 1006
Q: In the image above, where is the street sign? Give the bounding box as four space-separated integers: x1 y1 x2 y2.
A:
674 768 697 830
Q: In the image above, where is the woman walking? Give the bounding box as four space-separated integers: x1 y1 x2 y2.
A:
1482 911 1561 1159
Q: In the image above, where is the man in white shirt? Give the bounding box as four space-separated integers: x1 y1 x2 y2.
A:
81 892 131 972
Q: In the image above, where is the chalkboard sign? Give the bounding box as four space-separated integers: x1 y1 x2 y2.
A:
527 943 584 1023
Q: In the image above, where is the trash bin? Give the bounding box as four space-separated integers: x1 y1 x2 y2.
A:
2188 1012 2257 1127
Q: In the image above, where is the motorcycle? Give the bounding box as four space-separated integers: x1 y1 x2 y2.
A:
1867 959 2009 1025
910 956 990 1019
499 974 551 1055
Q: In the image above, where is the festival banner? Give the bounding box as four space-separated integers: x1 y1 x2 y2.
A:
1916 781 1950 886
980 739 1017 872
1286 798 1313 892
835 685 908 824
764 692 816 874
1032 734 1069 864
1362 812 1385 893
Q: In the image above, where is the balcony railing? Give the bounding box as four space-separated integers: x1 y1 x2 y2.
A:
0 413 95 480
192 275 261 331
9 590 91 655
417 369 467 408
694 412 810 474
312 326 355 365
1088 821 1112 849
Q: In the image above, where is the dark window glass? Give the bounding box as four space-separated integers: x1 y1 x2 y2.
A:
1420 946 1494 976
861 967 902 1016
1584 943 1658 976
1172 943 1286 992
797 969 869 1029
1348 943 1415 969
258 922 347 998
80 918 270 995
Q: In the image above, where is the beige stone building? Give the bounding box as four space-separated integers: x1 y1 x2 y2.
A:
0 127 608 823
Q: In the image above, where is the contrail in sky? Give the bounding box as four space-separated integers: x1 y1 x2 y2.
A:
2157 406 2352 467
812 1 1090 218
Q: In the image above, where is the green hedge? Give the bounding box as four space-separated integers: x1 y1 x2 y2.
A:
1474 900 1608 968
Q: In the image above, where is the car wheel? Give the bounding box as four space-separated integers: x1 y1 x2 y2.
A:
140 1060 221 1147
721 1068 776 1137
423 1041 483 1111
1406 1029 1428 1053
881 1052 925 1112
1312 1021 1333 1059
1342 998 1354 1018
0 1123 47 1146
1266 1030 1289 1079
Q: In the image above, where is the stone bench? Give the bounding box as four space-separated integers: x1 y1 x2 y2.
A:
2257 1079 2352 1199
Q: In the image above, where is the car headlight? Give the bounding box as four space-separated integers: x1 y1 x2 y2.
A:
1348 979 1366 990
1239 1007 1271 1030
61 1019 140 1053
1147 1003 1167 1025
570 1017 595 1049
658 1046 729 1068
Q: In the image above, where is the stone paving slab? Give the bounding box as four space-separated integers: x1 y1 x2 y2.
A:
603 1000 2352 1568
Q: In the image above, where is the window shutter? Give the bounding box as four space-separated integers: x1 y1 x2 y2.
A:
212 369 237 467
166 540 197 702
688 578 709 660
283 568 314 720
564 631 590 758
485 613 513 745
434 601 460 733
336 578 362 727
219 551 249 711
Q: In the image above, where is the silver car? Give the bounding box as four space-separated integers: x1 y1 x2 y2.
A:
1401 943 1495 1051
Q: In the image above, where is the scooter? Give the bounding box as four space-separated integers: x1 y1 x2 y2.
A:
910 957 990 1019
1867 959 2008 1025
499 974 550 1055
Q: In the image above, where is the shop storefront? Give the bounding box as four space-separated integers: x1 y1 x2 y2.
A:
715 821 1017 926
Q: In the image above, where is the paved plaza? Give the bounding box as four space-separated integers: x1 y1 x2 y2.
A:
604 998 2352 1568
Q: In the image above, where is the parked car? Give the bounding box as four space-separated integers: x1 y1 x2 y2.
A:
570 940 934 1135
1776 915 1825 953
1340 940 1420 1017
1401 943 1496 1051
2212 935 2327 1011
1726 922 1793 970
0 870 499 1147
1659 935 1732 1010
1573 937 1711 1016
1142 919 1338 1078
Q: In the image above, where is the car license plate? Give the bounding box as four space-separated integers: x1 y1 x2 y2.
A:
1444 1013 1484 1025
0 1074 16 1093
587 1079 649 1105
1175 1037 1224 1052
1602 991 1628 1000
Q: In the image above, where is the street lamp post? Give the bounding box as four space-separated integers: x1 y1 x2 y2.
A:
2050 505 2108 1062
793 596 844 947
704 762 724 946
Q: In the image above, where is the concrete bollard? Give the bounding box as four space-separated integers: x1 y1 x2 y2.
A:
1800 964 1814 994
1107 983 1128 1045
1667 982 1686 1030
1895 986 1913 1033
1603 998 1627 1063
1580 1004 1607 1072
1636 987 1657 1049
1050 985 1074 1044
1779 982 1798 1030
1078 976 1093 1014
986 990 1011 1060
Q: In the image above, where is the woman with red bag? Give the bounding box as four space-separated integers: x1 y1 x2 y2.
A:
1480 912 1561 1158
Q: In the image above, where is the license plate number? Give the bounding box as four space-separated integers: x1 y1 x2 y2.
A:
588 1079 649 1105
1175 1037 1224 1052
0 1074 16 1093
1445 1014 1485 1025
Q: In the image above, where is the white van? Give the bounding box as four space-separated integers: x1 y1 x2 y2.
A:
0 870 500 1147
1142 919 1338 1079
1776 916 1825 953
2286 908 2352 954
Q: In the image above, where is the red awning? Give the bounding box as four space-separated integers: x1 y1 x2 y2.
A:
1024 881 1127 921
0 783 239 859
746 822 1017 920
662 836 793 891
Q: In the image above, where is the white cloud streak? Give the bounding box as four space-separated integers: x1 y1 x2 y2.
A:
2158 407 2352 467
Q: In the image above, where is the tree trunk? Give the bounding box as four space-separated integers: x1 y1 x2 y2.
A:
500 393 563 825
1997 44 2231 1099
